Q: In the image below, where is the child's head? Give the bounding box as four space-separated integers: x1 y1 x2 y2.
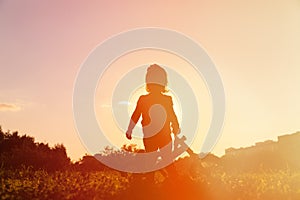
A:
145 64 168 93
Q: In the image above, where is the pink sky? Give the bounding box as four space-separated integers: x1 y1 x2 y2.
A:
0 1 300 160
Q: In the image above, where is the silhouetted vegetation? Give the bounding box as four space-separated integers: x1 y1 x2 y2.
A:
0 127 70 172
1 126 300 200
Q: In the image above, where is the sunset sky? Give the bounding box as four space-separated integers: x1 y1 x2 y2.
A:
1 1 299 160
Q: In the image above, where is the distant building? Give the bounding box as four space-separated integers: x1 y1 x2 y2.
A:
225 131 300 156
225 140 277 157
278 131 300 166
278 131 300 149
224 131 300 170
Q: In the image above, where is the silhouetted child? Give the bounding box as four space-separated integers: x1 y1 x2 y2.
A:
126 64 180 180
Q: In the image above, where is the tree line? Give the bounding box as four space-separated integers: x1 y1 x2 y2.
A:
1 126 299 173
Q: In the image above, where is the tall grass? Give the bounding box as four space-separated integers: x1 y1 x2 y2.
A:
1 166 300 200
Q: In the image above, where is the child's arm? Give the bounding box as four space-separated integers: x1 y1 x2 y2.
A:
126 97 142 140
168 97 180 135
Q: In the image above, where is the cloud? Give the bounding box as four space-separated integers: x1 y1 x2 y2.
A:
118 101 131 105
0 103 21 112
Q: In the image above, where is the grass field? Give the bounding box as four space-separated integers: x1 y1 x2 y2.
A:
1 165 300 200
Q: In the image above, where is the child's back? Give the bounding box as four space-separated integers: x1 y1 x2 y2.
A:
134 92 179 138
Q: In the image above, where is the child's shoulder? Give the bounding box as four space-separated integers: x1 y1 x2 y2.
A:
163 94 171 97
138 94 172 101
162 94 172 100
137 94 148 102
138 94 149 99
